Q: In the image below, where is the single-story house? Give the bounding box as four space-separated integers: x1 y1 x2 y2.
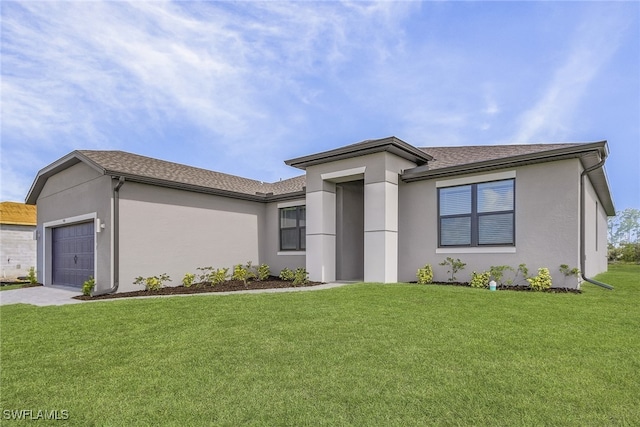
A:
0 201 37 280
25 137 614 293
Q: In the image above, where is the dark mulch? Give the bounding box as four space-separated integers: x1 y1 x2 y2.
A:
410 281 581 294
74 276 323 300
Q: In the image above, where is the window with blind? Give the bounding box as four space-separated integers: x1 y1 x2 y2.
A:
279 206 306 251
438 179 515 247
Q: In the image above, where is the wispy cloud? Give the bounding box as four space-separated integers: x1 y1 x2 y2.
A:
509 6 632 143
1 1 416 200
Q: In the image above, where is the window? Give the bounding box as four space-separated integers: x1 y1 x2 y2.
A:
280 206 306 251
439 179 515 247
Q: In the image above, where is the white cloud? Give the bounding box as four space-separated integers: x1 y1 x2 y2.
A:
510 7 632 143
1 1 419 200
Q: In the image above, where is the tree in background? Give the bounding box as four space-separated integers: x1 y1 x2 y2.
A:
608 208 640 263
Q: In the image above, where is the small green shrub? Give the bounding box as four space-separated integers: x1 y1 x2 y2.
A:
196 266 213 283
232 262 255 285
27 267 37 284
489 265 514 286
182 273 196 288
82 276 95 296
510 263 530 286
279 267 308 285
256 264 270 281
292 268 309 286
527 268 552 292
210 268 229 286
559 264 581 288
470 271 491 288
279 268 295 281
416 264 434 284
439 257 466 282
134 273 171 291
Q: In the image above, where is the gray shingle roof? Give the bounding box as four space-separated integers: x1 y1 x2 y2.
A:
418 143 583 170
77 150 306 198
29 141 608 204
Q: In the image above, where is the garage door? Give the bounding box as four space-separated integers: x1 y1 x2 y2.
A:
52 222 94 287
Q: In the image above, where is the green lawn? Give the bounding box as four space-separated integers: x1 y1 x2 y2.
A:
1 265 638 426
0 283 30 292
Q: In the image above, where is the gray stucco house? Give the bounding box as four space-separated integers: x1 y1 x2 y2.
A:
25 137 614 293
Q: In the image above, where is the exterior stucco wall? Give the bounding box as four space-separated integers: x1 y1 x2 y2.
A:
1 224 36 279
263 200 306 275
117 182 266 293
398 159 584 287
305 152 417 282
35 162 113 288
584 173 609 277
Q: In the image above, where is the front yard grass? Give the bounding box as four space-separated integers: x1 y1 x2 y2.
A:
1 264 638 425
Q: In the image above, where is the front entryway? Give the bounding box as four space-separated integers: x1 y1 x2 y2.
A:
51 222 94 287
336 180 364 281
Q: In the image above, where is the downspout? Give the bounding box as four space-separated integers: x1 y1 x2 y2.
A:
580 155 613 290
91 176 125 296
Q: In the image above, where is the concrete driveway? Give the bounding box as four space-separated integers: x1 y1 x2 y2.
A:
0 286 83 307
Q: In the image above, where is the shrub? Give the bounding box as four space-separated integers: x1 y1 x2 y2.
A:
489 265 514 286
82 276 95 296
559 264 581 288
279 268 295 281
27 267 37 284
621 242 640 263
510 263 530 286
232 262 255 285
439 257 466 282
134 274 171 291
527 268 552 291
197 267 214 283
210 268 229 286
292 268 309 286
256 264 270 281
182 273 196 288
416 264 434 284
279 267 308 286
470 271 491 288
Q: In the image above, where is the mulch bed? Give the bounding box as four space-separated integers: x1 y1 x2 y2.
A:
411 281 581 294
74 277 324 300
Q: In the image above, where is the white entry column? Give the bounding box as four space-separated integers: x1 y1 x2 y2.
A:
364 170 399 283
305 181 336 283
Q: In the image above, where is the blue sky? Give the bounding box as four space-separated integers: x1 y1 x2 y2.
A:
2 1 638 211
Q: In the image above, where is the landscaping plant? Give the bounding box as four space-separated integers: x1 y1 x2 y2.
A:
527 267 552 291
489 265 513 286
416 264 433 284
292 268 309 286
182 273 196 288
279 268 295 281
256 264 270 281
439 257 466 282
27 267 37 284
509 263 530 286
232 262 255 286
81 276 95 296
278 267 309 286
559 264 581 288
470 271 491 289
210 268 229 286
133 273 171 291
